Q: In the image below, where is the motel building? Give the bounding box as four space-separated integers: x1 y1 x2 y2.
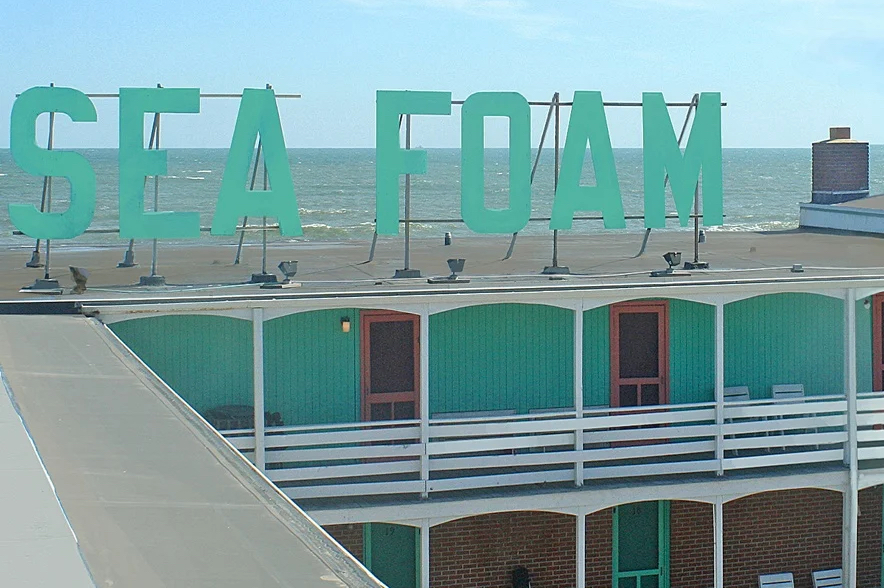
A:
81 232 884 588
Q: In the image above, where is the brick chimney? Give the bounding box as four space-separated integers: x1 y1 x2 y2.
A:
811 127 869 204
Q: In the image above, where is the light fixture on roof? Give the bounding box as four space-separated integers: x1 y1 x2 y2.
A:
651 251 691 277
428 258 470 284
69 267 89 294
261 260 300 289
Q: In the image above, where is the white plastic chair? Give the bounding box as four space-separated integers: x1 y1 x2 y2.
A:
759 572 795 588
812 568 842 588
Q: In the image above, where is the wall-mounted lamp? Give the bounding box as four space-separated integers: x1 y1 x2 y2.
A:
864 298 871 310
341 316 351 333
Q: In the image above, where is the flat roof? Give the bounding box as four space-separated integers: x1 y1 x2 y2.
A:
0 315 384 587
1 229 883 306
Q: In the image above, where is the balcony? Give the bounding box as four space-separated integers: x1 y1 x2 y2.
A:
222 392 884 501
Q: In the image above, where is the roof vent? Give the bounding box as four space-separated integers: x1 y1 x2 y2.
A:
829 127 851 140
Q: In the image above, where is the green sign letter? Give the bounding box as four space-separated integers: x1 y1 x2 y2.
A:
375 90 451 235
212 88 301 236
461 92 531 234
550 91 625 230
8 87 97 239
119 87 201 239
642 92 723 228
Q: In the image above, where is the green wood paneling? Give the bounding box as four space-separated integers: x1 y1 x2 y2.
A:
857 299 873 393
263 309 360 425
724 293 844 397
110 315 252 414
669 300 715 404
583 305 610 408
428 303 573 414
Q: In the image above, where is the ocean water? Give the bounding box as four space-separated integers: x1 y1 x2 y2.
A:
0 147 882 248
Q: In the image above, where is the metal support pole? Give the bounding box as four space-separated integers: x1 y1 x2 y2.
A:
573 303 584 486
505 95 556 261
253 307 266 471
394 114 421 278
715 301 725 475
576 511 586 588
262 162 268 274
714 498 724 588
235 140 263 264
633 93 699 258
420 519 430 588
42 110 55 281
119 112 159 268
22 88 62 293
139 90 167 286
420 307 430 497
543 93 569 274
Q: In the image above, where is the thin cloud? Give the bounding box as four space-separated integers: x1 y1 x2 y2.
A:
342 0 575 41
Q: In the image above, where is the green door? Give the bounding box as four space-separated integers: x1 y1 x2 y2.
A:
364 523 418 588
613 501 670 588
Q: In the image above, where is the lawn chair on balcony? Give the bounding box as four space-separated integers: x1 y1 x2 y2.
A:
759 572 794 588
771 384 815 449
724 386 751 456
811 569 842 588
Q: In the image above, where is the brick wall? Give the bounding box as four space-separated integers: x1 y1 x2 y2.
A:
586 508 613 588
859 486 882 588
325 523 364 562
430 511 576 588
724 489 842 588
670 501 715 588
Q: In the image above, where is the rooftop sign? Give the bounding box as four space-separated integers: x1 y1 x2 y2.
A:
5 87 723 241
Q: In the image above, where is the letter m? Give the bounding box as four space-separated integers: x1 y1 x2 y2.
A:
642 92 723 228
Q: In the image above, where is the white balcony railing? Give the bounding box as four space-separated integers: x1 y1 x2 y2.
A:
222 393 876 501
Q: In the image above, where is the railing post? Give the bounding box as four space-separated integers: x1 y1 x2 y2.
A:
714 497 724 588
843 288 858 588
574 302 584 486
576 510 586 588
420 306 430 497
715 300 725 475
252 307 265 471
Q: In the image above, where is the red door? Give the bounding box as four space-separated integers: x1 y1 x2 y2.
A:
610 301 669 408
360 311 420 422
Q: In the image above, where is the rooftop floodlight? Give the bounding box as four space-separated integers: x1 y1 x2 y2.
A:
651 251 691 277
69 267 90 295
261 260 300 289
428 258 470 284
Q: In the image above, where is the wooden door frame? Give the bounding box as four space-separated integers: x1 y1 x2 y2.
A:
360 310 421 421
874 293 884 392
610 300 670 408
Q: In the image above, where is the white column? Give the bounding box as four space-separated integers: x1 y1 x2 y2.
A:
252 307 265 471
715 301 725 475
420 307 430 498
576 511 586 588
843 289 858 588
714 498 724 588
421 519 430 588
574 303 584 486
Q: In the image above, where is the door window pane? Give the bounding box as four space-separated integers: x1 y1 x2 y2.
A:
641 384 660 406
369 320 415 393
370 403 393 421
619 312 659 378
620 385 638 407
394 401 415 420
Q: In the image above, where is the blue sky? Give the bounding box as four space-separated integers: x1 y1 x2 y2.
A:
2 0 883 148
